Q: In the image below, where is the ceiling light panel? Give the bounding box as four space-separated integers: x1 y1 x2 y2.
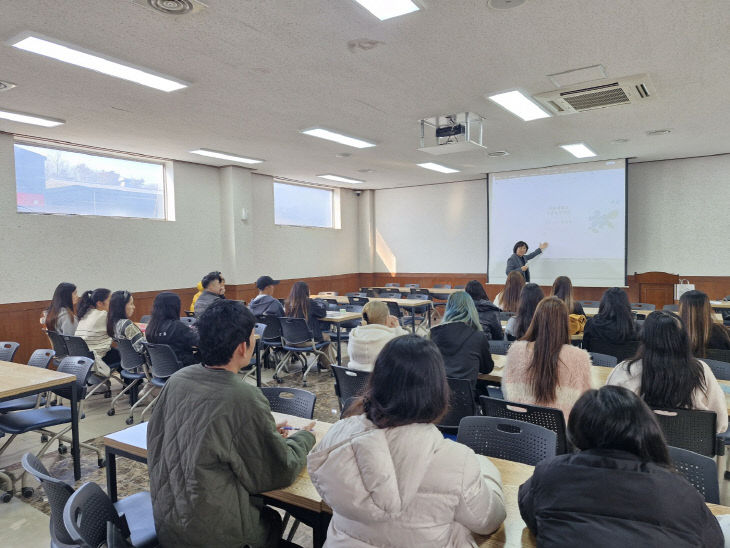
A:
9 33 188 92
301 128 376 148
0 108 64 127
317 174 365 184
190 149 263 164
353 0 420 20
560 143 596 158
417 162 459 174
488 90 551 121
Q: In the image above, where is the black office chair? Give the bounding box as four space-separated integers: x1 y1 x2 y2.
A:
667 445 719 504
345 292 367 298
331 365 371 410
384 283 400 287
179 316 197 326
275 318 331 387
380 292 403 299
45 330 69 365
0 349 55 413
138 343 183 421
260 387 316 419
585 339 640 362
707 348 730 364
651 407 721 457
499 311 515 322
486 386 504 400
480 396 568 455
256 314 284 370
404 284 420 289
456 416 557 466
702 358 730 381
589 352 618 367
578 300 600 308
631 302 656 311
663 304 679 312
348 296 369 306
0 341 20 362
454 285 465 289
437 378 476 435
108 338 148 419
63 335 120 399
488 340 511 356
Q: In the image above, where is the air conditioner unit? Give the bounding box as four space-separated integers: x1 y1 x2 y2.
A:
533 74 654 115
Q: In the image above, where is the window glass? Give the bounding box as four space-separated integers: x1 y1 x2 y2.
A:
274 181 333 228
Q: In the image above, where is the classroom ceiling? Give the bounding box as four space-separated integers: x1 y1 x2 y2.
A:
0 0 728 190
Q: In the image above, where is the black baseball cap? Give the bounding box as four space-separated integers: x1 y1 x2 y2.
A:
256 275 279 290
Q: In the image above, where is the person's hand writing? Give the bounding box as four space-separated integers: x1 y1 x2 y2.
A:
539 242 549 250
276 420 289 438
521 265 529 271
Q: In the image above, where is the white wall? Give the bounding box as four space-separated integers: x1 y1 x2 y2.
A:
372 180 488 274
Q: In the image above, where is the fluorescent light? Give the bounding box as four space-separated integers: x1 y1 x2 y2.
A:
353 0 420 20
190 149 263 164
9 34 188 92
0 108 64 127
417 162 460 174
301 128 375 149
317 174 365 184
488 90 551 121
560 143 597 158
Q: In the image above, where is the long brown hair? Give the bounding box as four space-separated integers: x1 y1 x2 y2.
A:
285 281 310 320
500 271 526 313
46 282 76 331
679 290 729 358
551 276 576 315
522 296 570 404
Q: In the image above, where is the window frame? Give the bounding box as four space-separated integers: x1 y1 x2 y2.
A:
273 179 341 230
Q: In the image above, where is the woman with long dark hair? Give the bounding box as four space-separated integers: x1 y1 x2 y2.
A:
494 270 525 313
146 292 199 367
518 386 724 547
679 290 730 357
505 283 544 341
284 281 334 367
550 276 585 315
607 310 727 432
583 287 639 356
75 288 119 375
107 290 145 353
308 335 506 546
464 279 502 340
503 297 591 417
45 282 79 335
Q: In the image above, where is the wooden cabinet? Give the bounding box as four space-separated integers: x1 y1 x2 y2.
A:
634 271 679 309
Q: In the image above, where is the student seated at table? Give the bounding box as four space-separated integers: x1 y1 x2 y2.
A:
347 300 408 371
679 289 730 357
284 281 335 368
249 275 285 317
503 297 591 418
146 292 199 367
193 271 225 318
464 279 503 340
583 287 640 353
493 270 524 313
43 282 79 335
308 335 506 547
148 299 316 548
430 291 494 399
107 290 145 353
518 385 724 548
550 275 585 316
505 283 544 341
606 310 728 433
75 288 119 376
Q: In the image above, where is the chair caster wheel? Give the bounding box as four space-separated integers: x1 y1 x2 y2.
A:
1 492 11 503
107 408 115 416
98 458 106 468
58 445 68 455
40 434 48 443
104 391 112 399
21 487 34 498
302 381 307 387
125 417 134 425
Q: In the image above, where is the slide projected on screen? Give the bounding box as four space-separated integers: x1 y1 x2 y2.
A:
488 160 626 287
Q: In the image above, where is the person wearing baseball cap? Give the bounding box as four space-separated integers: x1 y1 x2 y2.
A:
249 275 284 317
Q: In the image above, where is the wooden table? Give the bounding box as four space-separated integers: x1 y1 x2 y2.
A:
319 312 363 367
367 286 461 297
314 295 433 334
0 361 81 480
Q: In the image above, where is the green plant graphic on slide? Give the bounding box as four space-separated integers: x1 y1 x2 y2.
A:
589 210 618 233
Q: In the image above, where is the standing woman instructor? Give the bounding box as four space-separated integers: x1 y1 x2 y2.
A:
506 241 548 282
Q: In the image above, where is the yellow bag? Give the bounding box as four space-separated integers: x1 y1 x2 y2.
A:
569 314 587 335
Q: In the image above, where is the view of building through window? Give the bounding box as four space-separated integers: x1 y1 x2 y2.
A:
274 181 334 228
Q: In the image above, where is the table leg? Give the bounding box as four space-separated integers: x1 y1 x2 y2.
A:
313 512 332 548
410 307 416 334
256 340 262 387
428 303 432 329
335 323 342 367
106 448 118 502
70 381 80 481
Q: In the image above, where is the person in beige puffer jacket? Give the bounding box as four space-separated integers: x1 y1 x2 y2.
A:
308 335 506 547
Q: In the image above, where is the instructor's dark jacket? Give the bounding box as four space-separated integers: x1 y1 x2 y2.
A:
518 449 724 548
429 322 494 396
506 248 542 282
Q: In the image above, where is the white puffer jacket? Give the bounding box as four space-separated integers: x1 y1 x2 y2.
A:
307 414 506 547
347 324 409 371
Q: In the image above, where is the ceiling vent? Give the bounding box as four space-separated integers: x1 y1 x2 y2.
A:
132 0 208 16
0 80 17 92
533 74 654 115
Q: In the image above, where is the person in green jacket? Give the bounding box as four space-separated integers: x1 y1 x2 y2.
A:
147 299 316 548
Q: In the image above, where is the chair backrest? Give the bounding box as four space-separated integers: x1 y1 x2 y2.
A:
27 348 55 368
404 283 420 288
663 304 679 312
107 521 134 548
346 292 366 298
62 335 95 360
454 285 465 289
260 387 316 419
385 283 400 287
589 351 618 367
668 445 720 504
437 377 476 431
578 300 600 308
480 396 567 454
45 330 69 359
407 294 428 301
331 365 371 409
586 339 640 362
384 300 402 317
22 453 76 546
651 407 718 457
410 288 430 296
456 416 557 466
707 348 730 364
279 317 314 345
0 341 20 362
324 298 340 306
319 291 338 296
114 338 146 372
348 296 369 306
703 358 730 381
63 482 128 548
381 292 402 299
499 311 515 321
486 386 504 399
256 314 283 343
254 323 267 338
488 340 511 356
433 284 452 289
143 343 182 379
140 315 151 323
631 302 656 310
179 316 197 326
54 357 95 400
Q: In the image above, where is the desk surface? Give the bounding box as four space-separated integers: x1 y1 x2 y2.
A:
0 360 75 399
314 294 432 307
320 312 363 323
369 286 460 296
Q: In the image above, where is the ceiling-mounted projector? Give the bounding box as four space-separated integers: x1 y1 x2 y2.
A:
418 112 487 155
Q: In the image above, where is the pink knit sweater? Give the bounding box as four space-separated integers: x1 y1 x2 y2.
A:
502 341 592 418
